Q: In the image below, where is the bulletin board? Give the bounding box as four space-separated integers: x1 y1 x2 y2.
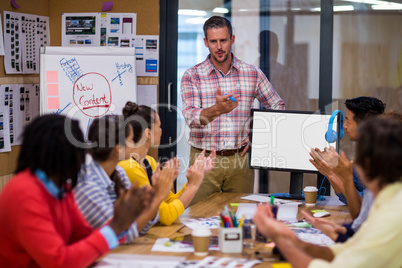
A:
40 46 137 134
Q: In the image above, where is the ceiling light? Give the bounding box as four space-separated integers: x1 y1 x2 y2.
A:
212 7 229 14
343 0 396 5
371 4 402 9
334 5 355 11
178 9 207 16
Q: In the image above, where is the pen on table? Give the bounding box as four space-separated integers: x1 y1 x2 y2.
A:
232 212 238 227
176 225 185 233
238 215 245 227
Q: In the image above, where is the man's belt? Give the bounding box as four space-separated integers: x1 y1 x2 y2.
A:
193 145 247 157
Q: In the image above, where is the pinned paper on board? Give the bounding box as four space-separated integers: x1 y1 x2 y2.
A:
4 11 50 74
0 13 5 56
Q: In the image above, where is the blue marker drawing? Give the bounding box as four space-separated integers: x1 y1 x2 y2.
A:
54 102 72 114
224 92 236 102
59 58 84 84
112 62 133 86
112 69 127 86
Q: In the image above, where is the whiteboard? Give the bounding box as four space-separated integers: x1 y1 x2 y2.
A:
40 46 136 135
249 109 340 173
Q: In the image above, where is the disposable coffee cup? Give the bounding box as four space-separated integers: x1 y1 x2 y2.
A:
191 229 211 256
304 186 318 206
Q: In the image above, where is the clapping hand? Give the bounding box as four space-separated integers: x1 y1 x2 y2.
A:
253 204 297 243
301 211 346 241
110 182 154 236
152 158 180 200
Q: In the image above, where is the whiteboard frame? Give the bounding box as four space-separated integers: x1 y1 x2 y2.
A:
40 46 137 134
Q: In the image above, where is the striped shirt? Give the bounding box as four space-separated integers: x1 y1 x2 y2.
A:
181 55 285 151
74 155 158 243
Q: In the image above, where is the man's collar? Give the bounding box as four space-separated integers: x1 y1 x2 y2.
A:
206 53 239 75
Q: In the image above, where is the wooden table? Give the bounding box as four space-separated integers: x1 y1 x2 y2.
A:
109 193 351 267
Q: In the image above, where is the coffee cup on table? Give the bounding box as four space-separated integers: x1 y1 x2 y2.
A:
304 186 318 206
191 229 211 256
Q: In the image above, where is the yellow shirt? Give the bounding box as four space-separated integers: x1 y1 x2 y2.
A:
309 182 402 268
118 156 186 226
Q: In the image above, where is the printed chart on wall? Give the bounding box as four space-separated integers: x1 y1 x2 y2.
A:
131 35 159 77
40 46 137 135
3 11 50 74
61 13 136 47
0 84 39 148
0 12 5 55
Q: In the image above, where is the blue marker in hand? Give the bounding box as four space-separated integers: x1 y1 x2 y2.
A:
224 92 237 102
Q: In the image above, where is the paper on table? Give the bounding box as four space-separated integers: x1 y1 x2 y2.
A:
241 194 302 205
292 227 335 246
151 238 219 253
95 253 185 268
235 203 257 219
191 256 261 268
181 216 221 229
277 204 298 221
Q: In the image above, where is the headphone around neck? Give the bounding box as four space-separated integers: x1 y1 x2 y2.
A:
325 110 344 143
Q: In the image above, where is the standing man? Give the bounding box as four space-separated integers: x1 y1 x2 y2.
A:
181 16 285 205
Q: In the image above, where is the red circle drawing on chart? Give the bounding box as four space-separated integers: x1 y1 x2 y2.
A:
73 72 112 118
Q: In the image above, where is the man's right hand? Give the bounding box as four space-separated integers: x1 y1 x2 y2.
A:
109 182 153 236
215 87 240 114
199 87 240 125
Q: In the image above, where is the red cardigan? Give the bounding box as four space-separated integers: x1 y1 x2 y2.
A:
0 169 110 268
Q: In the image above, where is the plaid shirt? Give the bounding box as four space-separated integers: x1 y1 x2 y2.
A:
74 155 158 243
181 55 285 151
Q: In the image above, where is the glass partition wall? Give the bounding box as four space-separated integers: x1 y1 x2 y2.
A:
174 0 402 193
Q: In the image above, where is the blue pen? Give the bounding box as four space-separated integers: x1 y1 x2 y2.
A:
224 92 236 102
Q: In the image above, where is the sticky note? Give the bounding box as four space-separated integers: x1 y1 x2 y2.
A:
272 263 292 268
230 203 239 207
102 1 113 11
311 210 327 213
46 71 58 83
47 84 59 96
48 98 60 110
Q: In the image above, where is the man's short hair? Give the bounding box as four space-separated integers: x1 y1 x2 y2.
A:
355 117 402 187
345 96 386 123
203 16 233 39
